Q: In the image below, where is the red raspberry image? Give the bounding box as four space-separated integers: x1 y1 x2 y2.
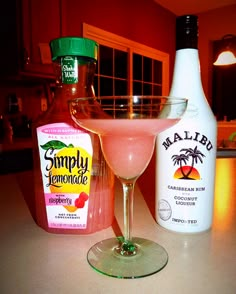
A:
75 192 89 208
79 192 89 201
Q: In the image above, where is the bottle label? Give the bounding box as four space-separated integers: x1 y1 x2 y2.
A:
156 119 217 233
37 122 93 229
61 56 78 84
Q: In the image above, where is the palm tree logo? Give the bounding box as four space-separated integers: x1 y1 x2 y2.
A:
172 146 205 180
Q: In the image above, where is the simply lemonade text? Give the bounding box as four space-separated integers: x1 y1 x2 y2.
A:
44 148 90 188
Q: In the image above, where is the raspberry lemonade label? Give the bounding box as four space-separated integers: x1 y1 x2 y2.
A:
37 122 93 229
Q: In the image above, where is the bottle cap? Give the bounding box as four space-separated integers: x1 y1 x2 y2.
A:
176 15 198 50
50 37 98 61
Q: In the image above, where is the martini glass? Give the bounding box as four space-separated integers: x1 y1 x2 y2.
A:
69 96 187 279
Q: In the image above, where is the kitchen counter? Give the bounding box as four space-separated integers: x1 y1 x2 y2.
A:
1 158 236 294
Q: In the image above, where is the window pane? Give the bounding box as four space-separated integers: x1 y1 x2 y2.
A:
133 53 142 80
99 97 114 108
100 77 113 96
100 45 113 76
115 97 129 106
143 57 152 82
153 85 162 95
115 79 128 95
143 83 152 95
133 81 142 95
154 60 162 84
115 50 128 78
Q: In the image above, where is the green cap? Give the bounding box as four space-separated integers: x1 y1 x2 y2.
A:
50 37 98 61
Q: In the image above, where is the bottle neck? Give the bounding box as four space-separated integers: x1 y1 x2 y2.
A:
54 61 96 99
176 15 198 50
169 48 206 101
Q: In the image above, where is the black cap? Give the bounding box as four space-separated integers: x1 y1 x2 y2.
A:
176 15 198 50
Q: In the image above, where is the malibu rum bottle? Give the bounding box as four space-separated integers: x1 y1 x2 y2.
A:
156 15 217 233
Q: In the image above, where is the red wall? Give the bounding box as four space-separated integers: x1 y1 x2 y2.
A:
62 0 176 85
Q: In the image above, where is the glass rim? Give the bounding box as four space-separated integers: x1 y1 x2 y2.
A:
68 95 188 106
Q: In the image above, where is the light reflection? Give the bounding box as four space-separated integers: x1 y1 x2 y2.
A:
213 159 235 230
133 96 139 103
71 87 77 94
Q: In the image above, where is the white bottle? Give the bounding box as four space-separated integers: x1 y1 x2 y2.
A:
156 15 217 233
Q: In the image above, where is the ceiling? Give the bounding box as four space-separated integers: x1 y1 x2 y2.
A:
154 0 236 15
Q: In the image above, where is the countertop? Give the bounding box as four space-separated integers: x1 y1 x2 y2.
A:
1 158 236 294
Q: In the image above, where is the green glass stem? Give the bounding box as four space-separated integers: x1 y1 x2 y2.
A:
116 178 138 256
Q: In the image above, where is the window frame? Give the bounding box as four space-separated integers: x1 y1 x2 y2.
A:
83 23 169 96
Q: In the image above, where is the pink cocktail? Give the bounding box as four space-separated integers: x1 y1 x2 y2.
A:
69 96 187 279
80 119 179 179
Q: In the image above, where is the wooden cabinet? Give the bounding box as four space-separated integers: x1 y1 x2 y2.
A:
0 1 19 77
20 0 61 77
0 0 62 79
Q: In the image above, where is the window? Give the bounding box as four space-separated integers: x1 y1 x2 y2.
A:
98 45 128 96
83 23 169 97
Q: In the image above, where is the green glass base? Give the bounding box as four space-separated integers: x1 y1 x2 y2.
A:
87 237 168 279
